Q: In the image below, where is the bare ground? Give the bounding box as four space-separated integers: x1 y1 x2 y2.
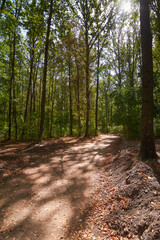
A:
0 134 160 240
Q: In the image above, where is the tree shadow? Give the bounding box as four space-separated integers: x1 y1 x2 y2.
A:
0 134 119 240
145 158 160 183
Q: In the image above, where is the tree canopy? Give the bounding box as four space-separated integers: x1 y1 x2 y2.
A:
0 0 159 159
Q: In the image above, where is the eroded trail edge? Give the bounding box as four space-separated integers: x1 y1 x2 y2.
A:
68 138 160 240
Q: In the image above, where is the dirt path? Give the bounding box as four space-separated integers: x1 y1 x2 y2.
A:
0 134 120 240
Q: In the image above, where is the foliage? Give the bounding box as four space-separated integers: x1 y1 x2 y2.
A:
0 0 159 140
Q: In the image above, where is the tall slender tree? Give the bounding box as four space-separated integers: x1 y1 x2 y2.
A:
139 0 157 159
75 0 114 136
39 0 53 141
10 0 23 139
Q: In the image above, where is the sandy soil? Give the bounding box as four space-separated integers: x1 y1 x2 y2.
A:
67 138 160 240
0 134 159 240
0 134 119 240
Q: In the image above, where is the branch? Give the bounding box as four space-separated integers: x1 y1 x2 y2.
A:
89 6 115 50
99 23 114 54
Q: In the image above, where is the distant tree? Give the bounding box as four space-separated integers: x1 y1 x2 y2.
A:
74 0 115 136
139 0 157 159
21 0 45 139
10 0 23 139
0 0 159 141
39 0 53 141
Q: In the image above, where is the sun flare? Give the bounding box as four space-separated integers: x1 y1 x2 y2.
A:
121 1 131 13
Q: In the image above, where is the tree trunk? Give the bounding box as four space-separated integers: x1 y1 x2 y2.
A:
33 52 41 112
85 26 90 136
8 37 12 140
33 71 36 112
110 106 112 127
104 84 108 132
50 77 55 137
33 67 38 112
76 63 81 136
12 31 17 139
69 60 73 136
39 0 53 141
46 86 50 137
117 33 122 87
140 0 157 159
8 81 12 140
131 29 135 88
22 42 34 138
30 83 33 114
95 38 100 135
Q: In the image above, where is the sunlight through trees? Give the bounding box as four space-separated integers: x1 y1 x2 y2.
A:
0 0 159 158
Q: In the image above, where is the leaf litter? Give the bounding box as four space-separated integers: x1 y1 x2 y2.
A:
67 137 160 240
0 135 160 240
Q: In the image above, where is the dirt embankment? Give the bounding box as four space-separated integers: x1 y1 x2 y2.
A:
69 138 160 240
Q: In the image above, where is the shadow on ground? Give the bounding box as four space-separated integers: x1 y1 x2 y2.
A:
0 134 120 240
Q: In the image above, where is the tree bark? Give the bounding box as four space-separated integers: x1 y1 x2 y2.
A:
39 0 53 141
69 60 73 136
50 77 55 137
85 19 90 137
95 38 100 135
8 41 12 140
33 52 41 112
33 70 36 112
140 0 157 159
22 40 34 138
131 29 136 88
117 32 122 87
104 82 108 132
76 62 81 136
12 31 18 139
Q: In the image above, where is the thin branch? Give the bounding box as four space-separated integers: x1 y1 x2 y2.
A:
89 7 114 50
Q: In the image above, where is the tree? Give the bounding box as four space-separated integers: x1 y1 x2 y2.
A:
139 0 157 159
9 0 23 139
39 0 53 141
21 0 45 139
0 0 160 141
95 23 113 135
74 0 115 136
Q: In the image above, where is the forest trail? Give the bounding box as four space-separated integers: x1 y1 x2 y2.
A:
0 134 120 240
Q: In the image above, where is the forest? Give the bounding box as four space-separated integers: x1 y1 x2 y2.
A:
0 0 159 143
0 1 160 239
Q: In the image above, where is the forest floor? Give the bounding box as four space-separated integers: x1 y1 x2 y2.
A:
0 134 160 240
